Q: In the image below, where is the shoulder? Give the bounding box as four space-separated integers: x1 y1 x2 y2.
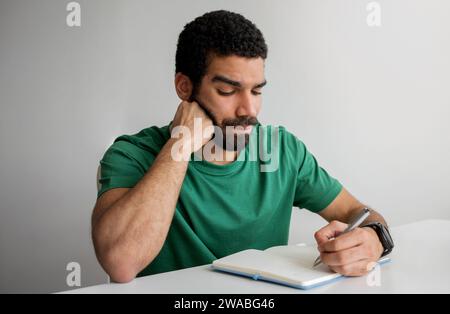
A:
111 125 170 153
103 124 170 161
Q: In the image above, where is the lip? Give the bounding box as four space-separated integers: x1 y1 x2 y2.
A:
232 125 253 134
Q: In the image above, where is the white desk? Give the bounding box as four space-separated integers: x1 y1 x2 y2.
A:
63 220 450 294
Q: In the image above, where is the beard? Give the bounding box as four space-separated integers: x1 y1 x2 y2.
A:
214 116 259 151
193 98 259 152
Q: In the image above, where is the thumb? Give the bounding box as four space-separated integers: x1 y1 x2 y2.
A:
314 220 348 248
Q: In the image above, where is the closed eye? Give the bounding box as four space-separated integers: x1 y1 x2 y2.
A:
217 89 236 96
217 89 262 96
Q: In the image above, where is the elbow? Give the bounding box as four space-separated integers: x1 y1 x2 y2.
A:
94 244 139 284
101 247 160 283
92 227 161 284
92 230 138 283
108 264 137 283
102 251 139 283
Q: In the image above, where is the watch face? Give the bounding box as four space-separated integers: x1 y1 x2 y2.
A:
364 222 394 255
385 228 394 246
379 224 394 254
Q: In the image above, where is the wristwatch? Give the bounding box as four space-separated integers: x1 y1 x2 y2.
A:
362 222 394 257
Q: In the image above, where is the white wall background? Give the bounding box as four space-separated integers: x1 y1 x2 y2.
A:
1 0 449 293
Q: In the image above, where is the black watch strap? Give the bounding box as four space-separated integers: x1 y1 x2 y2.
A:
362 222 394 257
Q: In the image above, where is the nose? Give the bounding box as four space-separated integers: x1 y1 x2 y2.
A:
236 91 257 118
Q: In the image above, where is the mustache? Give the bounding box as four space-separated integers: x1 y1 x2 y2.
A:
193 98 259 128
221 116 259 128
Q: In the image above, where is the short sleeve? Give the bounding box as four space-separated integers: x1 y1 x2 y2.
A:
97 141 152 198
293 140 342 213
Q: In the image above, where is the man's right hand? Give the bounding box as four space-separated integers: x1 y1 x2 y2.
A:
170 100 214 154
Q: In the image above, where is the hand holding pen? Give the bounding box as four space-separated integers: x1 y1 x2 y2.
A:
312 207 385 276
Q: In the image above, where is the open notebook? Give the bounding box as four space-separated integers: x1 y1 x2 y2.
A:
211 244 391 290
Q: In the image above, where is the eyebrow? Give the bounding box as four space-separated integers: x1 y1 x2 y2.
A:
211 75 267 89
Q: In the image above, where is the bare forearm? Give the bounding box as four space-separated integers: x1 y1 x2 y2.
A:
92 101 213 282
362 208 387 227
345 206 388 228
93 138 188 280
320 189 388 228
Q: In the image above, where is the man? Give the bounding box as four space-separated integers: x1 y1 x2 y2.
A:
91 10 393 283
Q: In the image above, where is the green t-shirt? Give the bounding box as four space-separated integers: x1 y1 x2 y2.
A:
98 124 342 277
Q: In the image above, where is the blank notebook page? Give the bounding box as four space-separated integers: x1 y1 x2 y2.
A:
212 245 341 287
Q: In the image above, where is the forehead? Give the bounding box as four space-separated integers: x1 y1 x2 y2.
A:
205 55 265 85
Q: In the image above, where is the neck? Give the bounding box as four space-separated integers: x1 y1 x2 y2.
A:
197 141 238 165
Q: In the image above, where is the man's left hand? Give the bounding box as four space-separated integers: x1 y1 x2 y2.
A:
314 220 384 276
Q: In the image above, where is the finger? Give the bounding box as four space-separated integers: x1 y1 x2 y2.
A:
320 245 366 266
314 220 348 247
329 259 376 277
321 228 366 252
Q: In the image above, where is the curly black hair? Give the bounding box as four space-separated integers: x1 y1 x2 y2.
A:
175 10 268 95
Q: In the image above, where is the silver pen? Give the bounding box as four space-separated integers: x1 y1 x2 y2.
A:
313 207 371 267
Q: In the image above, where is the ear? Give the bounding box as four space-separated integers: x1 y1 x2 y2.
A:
174 73 193 101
